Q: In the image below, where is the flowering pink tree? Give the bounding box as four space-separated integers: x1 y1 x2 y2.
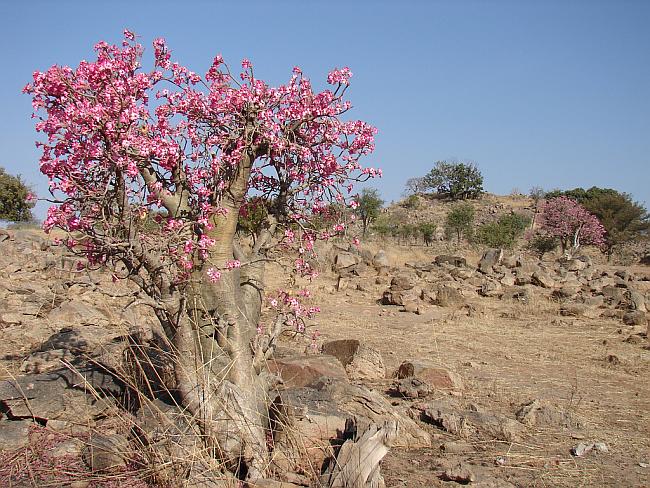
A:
24 31 379 480
538 196 606 256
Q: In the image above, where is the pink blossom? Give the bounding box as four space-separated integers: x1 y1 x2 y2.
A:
207 267 221 282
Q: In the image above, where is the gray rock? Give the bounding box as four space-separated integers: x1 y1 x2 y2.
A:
321 339 385 381
0 420 32 450
82 433 130 472
478 249 504 274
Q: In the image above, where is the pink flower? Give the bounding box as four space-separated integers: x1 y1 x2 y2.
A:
207 268 221 282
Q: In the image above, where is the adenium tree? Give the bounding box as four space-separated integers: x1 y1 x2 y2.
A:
538 196 606 256
24 30 379 480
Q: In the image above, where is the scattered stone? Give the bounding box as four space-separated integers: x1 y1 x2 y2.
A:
82 433 130 472
333 252 359 271
395 360 463 391
623 310 647 326
372 250 390 269
440 461 476 483
515 399 582 429
440 440 474 454
531 270 556 288
571 441 609 457
268 355 349 388
0 419 33 450
390 274 416 291
478 248 504 274
391 378 433 398
321 339 385 381
435 255 467 267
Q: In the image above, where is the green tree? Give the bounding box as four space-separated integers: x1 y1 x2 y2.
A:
475 213 530 249
418 221 437 246
544 186 649 258
356 188 384 236
0 167 35 222
445 203 475 242
423 160 484 200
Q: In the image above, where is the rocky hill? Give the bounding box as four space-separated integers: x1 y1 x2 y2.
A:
0 227 649 487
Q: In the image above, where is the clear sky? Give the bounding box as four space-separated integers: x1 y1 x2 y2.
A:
2 0 649 219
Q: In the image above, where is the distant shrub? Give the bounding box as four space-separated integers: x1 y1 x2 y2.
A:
475 213 530 249
403 194 420 209
445 203 475 242
527 232 558 258
418 222 437 246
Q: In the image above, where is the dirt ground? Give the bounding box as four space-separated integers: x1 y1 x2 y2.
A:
276 245 650 488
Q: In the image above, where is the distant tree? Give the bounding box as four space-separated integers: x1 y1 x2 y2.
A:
418 221 437 246
0 167 35 222
475 213 530 249
445 203 475 242
404 176 427 195
544 187 649 259
529 186 546 204
538 196 606 256
356 188 384 236
423 160 483 200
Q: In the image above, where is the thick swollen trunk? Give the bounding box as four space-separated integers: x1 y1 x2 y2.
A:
170 143 272 480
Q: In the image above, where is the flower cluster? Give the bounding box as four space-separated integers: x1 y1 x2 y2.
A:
24 31 379 285
538 196 606 250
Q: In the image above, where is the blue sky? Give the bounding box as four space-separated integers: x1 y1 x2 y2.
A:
2 0 649 219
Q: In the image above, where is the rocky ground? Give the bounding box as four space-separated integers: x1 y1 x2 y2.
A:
0 229 649 487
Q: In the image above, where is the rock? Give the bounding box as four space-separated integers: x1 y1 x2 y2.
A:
571 441 609 457
435 255 467 267
50 437 85 458
479 280 503 298
372 250 390 269
270 386 353 475
431 285 464 308
336 276 349 291
499 274 516 287
552 283 582 300
623 310 647 326
440 440 474 454
501 286 531 303
440 462 476 483
20 348 77 374
82 433 130 472
249 480 302 488
309 378 431 449
531 270 556 288
478 249 504 274
390 378 433 399
382 289 417 306
0 420 32 450
602 285 627 307
628 289 647 312
395 360 463 391
560 304 588 317
515 399 582 429
420 399 524 442
321 339 385 381
615 270 634 281
0 366 123 425
268 355 349 388
333 252 359 271
390 274 416 291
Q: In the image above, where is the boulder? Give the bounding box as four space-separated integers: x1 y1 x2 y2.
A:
478 249 504 274
382 289 418 306
531 270 556 289
333 252 359 271
478 280 503 298
321 339 385 381
0 365 121 426
371 250 390 269
268 355 348 388
435 255 467 267
390 274 416 291
395 360 463 392
623 310 647 326
515 399 582 429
